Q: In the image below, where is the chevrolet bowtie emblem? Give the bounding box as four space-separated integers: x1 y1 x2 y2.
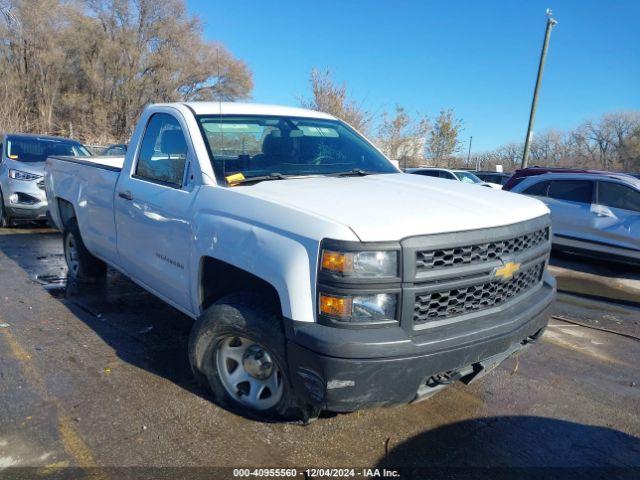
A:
495 262 521 281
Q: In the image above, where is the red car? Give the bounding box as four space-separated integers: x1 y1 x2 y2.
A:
502 167 623 191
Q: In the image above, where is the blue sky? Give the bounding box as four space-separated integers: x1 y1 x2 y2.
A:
188 0 640 152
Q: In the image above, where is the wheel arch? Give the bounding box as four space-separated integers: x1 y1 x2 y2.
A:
198 256 284 316
49 197 77 230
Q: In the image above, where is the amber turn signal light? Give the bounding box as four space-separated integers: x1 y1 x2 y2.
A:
319 293 352 318
321 250 353 273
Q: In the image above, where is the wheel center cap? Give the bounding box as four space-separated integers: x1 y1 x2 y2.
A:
242 345 273 379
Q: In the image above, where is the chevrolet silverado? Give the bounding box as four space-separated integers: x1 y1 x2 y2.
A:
45 102 556 422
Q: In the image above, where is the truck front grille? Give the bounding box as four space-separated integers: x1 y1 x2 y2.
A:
413 261 545 323
416 227 549 273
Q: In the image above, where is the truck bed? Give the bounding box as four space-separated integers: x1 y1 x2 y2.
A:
47 155 124 171
45 154 122 265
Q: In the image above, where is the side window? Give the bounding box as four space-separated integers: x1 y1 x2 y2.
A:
107 146 125 156
416 170 439 177
547 180 593 204
510 177 525 188
440 171 456 180
523 180 551 197
598 182 640 213
135 113 188 187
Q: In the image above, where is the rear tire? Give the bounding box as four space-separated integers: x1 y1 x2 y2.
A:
63 217 106 281
189 293 319 423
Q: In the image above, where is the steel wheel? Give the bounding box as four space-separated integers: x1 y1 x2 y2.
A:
65 232 80 277
216 335 283 410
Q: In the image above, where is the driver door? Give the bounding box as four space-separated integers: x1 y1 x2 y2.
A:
589 180 640 251
114 111 197 313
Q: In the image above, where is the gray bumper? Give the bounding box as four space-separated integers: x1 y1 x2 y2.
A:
286 275 556 412
2 177 48 220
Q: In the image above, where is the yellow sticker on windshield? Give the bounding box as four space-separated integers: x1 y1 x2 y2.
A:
226 173 245 186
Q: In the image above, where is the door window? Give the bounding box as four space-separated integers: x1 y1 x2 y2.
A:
135 114 188 187
547 180 593 204
106 146 126 156
439 171 456 180
522 180 551 197
598 182 640 213
414 170 439 177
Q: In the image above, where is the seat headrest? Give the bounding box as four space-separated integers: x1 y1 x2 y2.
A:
160 129 187 155
262 131 293 158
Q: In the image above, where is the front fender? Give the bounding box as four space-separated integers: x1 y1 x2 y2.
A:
190 187 359 323
192 215 319 322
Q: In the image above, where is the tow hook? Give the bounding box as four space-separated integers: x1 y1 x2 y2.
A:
426 370 463 387
521 327 547 345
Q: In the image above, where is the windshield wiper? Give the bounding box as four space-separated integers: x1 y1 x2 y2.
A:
334 168 376 177
230 172 288 186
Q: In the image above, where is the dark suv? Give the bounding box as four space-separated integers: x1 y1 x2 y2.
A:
502 167 624 191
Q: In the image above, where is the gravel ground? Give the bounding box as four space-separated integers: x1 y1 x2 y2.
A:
0 228 639 479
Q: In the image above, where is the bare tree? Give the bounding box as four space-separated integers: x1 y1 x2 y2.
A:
0 0 253 143
475 110 640 172
300 69 372 133
529 129 571 167
376 105 430 168
425 108 463 167
603 112 640 171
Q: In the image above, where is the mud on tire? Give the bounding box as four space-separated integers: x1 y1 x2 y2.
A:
188 293 319 423
63 217 107 281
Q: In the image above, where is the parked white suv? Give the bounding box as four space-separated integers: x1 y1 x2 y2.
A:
45 102 555 422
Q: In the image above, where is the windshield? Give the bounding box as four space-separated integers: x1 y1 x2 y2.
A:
453 171 483 184
6 136 90 163
197 115 397 184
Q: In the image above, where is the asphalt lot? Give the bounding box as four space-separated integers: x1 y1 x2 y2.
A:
0 227 639 479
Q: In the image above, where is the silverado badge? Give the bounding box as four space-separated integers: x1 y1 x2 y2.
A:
494 262 521 281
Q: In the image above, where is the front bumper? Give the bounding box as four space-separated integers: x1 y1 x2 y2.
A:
2 177 48 220
286 274 555 412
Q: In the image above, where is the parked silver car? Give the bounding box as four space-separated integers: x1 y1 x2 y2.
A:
0 133 90 226
511 172 640 264
406 167 502 189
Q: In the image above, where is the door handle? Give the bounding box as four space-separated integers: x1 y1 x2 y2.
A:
118 190 133 201
591 204 614 218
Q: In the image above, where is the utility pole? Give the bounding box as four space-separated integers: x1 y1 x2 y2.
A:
521 9 557 168
467 136 473 168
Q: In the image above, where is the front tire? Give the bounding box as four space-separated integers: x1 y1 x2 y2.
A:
63 218 106 281
0 191 11 228
189 293 317 422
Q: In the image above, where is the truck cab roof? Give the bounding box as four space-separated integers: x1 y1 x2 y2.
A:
163 102 337 121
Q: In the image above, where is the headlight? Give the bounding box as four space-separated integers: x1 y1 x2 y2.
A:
9 169 42 181
321 249 398 278
319 292 398 324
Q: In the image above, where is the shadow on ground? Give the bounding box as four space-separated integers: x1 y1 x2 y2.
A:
550 248 640 281
378 416 640 479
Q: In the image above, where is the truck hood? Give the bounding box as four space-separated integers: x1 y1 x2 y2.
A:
236 173 550 241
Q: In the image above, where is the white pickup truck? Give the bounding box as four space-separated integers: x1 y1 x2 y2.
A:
45 102 555 422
